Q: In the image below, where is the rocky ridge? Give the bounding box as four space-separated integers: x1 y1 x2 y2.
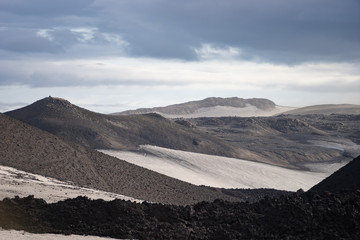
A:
115 97 276 116
0 187 358 239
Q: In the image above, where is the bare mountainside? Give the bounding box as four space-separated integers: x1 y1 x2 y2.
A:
114 97 290 118
0 113 253 205
6 97 360 170
282 104 360 115
188 114 360 169
311 155 360 192
5 97 250 159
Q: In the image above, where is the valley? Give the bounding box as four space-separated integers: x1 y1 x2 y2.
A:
1 96 359 239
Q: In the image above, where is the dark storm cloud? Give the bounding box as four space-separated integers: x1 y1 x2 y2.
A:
93 0 360 63
0 0 359 63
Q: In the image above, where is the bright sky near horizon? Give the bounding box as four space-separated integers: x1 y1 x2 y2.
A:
0 0 359 113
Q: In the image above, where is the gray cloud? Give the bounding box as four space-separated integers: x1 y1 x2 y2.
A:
0 28 64 53
92 0 360 63
0 0 95 16
0 27 129 57
0 0 359 63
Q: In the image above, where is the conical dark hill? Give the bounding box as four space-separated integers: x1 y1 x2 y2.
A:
311 155 360 192
5 97 243 158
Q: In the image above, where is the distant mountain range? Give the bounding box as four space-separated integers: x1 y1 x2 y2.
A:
5 96 360 170
114 97 294 118
282 104 360 115
113 97 360 117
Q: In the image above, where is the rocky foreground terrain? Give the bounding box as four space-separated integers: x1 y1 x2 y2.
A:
0 156 359 239
0 188 358 239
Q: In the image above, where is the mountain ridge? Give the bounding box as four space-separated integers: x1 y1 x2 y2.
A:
114 97 280 117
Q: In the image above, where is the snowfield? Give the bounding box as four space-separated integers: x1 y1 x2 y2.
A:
0 165 142 203
100 145 346 191
0 229 121 240
160 104 295 118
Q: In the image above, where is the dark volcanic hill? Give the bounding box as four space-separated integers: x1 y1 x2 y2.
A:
115 97 276 116
5 97 246 159
0 113 249 205
311 155 360 192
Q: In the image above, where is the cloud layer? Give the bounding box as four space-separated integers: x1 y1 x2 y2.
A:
0 0 359 111
1 0 359 62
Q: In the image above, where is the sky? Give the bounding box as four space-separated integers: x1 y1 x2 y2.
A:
0 0 359 113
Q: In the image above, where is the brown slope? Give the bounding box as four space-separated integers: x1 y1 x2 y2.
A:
310 155 360 192
115 97 276 115
5 97 244 159
0 113 242 205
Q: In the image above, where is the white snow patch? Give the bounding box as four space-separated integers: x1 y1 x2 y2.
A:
99 145 333 191
309 138 360 156
0 165 142 203
303 161 350 174
160 105 296 118
0 229 122 240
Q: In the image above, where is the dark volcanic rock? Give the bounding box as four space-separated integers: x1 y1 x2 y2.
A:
2 157 360 239
311 155 360 192
1 189 359 239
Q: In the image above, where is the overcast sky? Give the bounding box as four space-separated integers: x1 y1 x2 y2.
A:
0 0 359 113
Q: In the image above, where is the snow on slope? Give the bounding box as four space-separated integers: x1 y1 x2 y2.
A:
99 145 344 191
308 138 360 156
0 229 122 240
160 104 295 118
0 165 142 203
